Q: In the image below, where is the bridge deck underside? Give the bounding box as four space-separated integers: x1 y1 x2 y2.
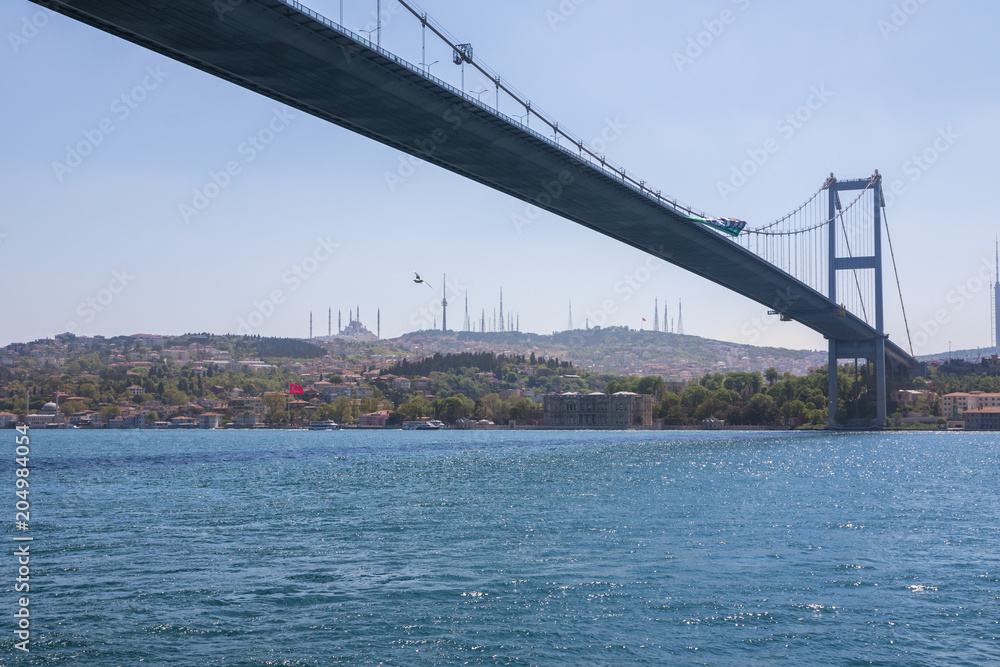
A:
34 0 913 368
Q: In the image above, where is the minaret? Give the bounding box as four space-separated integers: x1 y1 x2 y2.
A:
516 313 519 332
481 309 485 333
377 308 381 340
677 299 684 335
309 312 313 339
464 291 470 332
338 310 342 333
499 288 504 332
654 298 660 332
441 274 448 332
328 308 332 337
568 300 573 330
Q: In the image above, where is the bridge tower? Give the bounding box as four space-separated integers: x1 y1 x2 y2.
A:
441 274 448 332
993 238 999 352
826 174 886 427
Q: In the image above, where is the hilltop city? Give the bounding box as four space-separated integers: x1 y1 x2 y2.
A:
2 318 999 430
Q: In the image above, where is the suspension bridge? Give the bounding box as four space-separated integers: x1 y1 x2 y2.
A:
30 0 917 426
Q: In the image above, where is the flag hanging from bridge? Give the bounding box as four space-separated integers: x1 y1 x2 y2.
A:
690 216 747 237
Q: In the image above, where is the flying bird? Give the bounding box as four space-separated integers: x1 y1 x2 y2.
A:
413 271 433 288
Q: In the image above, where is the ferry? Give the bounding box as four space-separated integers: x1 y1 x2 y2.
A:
402 419 446 430
308 420 340 430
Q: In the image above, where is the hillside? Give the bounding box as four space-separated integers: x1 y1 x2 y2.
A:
386 327 825 380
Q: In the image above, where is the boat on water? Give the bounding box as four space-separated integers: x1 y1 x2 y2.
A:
402 419 446 430
308 420 340 430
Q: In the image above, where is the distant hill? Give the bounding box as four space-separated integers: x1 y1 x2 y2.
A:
171 333 326 360
385 326 826 378
918 346 1000 364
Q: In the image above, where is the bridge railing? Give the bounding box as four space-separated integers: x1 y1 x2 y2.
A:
271 0 709 221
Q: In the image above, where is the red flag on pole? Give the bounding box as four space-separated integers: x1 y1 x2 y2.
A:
289 383 304 394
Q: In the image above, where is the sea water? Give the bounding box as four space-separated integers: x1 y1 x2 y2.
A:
4 429 999 665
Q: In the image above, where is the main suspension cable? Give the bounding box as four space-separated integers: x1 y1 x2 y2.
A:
881 201 914 357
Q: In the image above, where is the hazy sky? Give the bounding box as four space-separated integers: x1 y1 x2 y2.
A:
3 0 998 355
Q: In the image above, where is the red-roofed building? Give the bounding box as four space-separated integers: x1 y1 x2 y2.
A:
359 410 391 428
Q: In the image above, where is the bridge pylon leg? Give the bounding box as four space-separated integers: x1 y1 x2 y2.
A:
827 338 887 428
875 337 887 426
828 339 838 426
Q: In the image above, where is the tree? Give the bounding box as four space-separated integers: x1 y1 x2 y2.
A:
636 375 665 397
507 396 534 423
263 393 287 415
745 393 777 425
61 400 86 415
765 367 779 386
695 397 727 421
699 373 724 391
99 405 121 419
724 371 763 397
682 384 708 411
436 394 474 424
655 392 681 420
397 395 428 420
782 399 807 420
328 396 354 424
163 389 188 406
476 393 503 421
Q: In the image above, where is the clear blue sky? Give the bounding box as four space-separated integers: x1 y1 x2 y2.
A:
3 0 998 355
